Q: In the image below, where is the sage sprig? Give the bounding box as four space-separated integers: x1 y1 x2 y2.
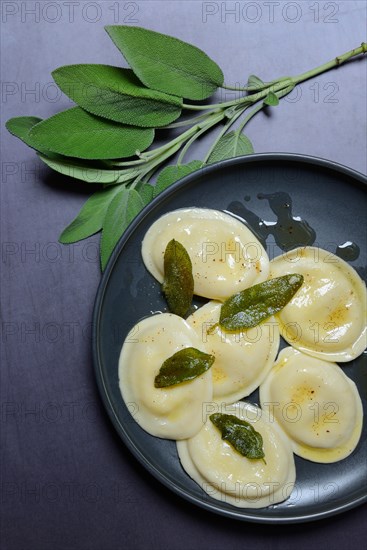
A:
5 26 366 270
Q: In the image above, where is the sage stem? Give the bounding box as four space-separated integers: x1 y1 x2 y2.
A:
292 42 367 85
177 111 225 165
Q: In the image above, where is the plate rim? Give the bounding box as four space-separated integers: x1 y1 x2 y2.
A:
92 152 367 524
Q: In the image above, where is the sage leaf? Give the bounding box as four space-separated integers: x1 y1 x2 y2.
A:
105 26 224 100
29 107 154 160
153 161 203 197
59 187 119 244
52 65 182 127
247 74 266 90
137 183 154 205
162 239 194 317
154 347 215 388
219 274 304 331
38 154 122 184
100 187 144 269
210 413 265 460
115 168 143 185
6 116 53 155
207 131 254 164
6 116 42 145
263 91 279 106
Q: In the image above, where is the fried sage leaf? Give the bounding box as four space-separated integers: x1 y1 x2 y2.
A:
154 347 215 388
219 274 304 331
210 413 265 460
162 239 194 317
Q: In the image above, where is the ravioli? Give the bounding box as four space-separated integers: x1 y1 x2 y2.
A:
118 313 213 440
177 401 296 508
187 301 280 403
270 247 367 361
141 208 269 301
259 347 363 463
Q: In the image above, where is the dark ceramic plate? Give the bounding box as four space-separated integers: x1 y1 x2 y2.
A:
92 153 367 523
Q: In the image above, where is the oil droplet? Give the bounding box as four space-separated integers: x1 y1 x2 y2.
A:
244 195 251 202
335 241 360 261
227 192 316 251
258 192 316 250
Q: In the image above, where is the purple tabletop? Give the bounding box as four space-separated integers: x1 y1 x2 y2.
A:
1 2 366 549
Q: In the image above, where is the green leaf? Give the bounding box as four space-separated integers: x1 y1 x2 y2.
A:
263 91 279 106
6 116 42 145
247 74 265 90
162 239 194 317
100 187 144 269
105 26 223 100
210 413 265 460
38 153 123 184
29 107 154 160
52 65 183 127
153 161 203 197
137 183 154 205
6 116 52 155
207 131 254 164
59 187 119 244
154 347 215 388
219 274 304 331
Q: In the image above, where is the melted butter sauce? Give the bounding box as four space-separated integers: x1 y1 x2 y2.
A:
335 241 360 261
227 192 360 261
227 192 316 251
